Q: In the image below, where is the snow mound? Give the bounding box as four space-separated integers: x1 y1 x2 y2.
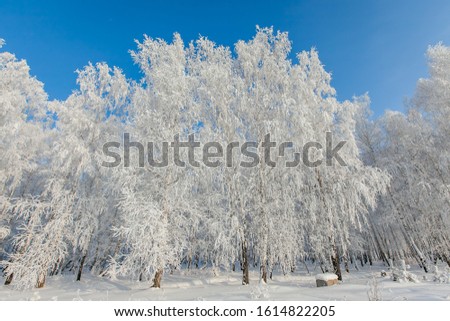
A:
315 273 338 281
391 268 420 283
250 282 270 300
431 265 449 284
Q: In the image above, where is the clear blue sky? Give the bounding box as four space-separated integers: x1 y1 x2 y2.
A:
1 0 449 116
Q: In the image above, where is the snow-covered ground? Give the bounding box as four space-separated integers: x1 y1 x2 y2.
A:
0 263 448 301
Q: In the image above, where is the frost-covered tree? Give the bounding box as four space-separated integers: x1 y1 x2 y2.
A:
109 34 199 288
184 36 253 283
411 44 450 265
290 53 389 281
51 62 129 281
2 59 129 288
355 44 450 270
0 42 51 288
232 28 389 282
233 28 293 283
0 41 48 200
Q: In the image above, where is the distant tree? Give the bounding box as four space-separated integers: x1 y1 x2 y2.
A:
356 44 450 269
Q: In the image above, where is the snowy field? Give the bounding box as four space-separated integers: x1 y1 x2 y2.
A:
1 263 448 301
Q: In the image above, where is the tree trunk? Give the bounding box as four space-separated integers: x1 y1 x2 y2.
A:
344 257 350 273
363 253 368 264
36 274 45 288
50 259 61 276
352 255 359 271
76 255 86 281
419 259 428 273
442 254 450 268
241 242 249 285
320 264 325 273
261 263 267 283
302 261 310 274
4 273 13 285
331 246 342 281
152 268 163 288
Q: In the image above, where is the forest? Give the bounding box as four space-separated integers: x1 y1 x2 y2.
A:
0 28 449 290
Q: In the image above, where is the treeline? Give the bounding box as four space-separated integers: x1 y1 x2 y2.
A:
0 29 448 289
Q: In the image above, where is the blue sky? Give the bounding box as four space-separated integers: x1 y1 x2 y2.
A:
1 0 449 116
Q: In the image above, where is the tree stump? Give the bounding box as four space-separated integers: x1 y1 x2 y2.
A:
315 273 338 287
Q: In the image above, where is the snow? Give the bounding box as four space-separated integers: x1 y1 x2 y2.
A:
1 263 448 301
315 273 338 281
